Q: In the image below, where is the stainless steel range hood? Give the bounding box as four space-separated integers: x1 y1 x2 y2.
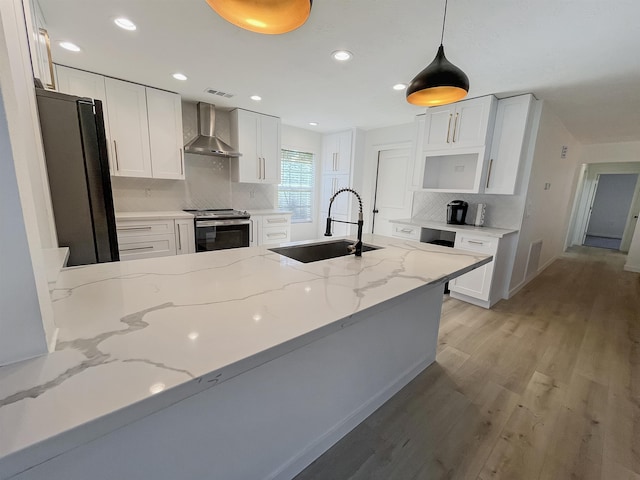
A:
184 103 241 157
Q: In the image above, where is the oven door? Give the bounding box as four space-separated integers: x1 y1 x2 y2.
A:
195 219 250 252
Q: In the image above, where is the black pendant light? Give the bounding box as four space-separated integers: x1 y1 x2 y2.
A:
406 0 469 106
207 0 313 35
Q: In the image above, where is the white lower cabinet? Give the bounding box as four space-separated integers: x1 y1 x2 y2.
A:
449 233 498 302
116 215 195 261
249 212 292 246
390 223 422 241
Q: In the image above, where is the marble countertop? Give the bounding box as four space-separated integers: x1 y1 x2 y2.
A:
0 235 490 477
115 211 195 221
391 219 518 238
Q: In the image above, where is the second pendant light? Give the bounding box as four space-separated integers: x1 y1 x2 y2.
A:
406 0 469 107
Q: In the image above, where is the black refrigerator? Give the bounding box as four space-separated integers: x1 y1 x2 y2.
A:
35 88 119 266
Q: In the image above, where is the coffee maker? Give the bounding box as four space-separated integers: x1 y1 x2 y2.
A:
447 200 468 225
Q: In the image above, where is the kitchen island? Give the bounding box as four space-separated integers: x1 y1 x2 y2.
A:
0 235 490 480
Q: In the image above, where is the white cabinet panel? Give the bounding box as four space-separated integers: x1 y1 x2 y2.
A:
250 213 291 246
230 109 281 184
105 78 152 178
485 94 535 195
146 88 184 180
423 96 497 151
322 174 351 216
390 223 421 241
175 219 195 255
449 233 497 302
118 234 176 261
322 130 352 174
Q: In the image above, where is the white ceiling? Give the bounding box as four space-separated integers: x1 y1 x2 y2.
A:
39 0 640 144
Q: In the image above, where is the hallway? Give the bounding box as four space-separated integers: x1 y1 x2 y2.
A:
295 247 640 479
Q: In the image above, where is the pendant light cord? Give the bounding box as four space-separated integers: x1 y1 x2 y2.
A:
440 0 448 45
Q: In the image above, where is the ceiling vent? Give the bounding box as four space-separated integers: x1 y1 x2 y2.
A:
204 88 234 98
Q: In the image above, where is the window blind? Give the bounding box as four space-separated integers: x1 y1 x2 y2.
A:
278 149 314 223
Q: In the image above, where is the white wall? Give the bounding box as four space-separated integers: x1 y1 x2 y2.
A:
281 124 322 241
510 103 581 292
0 0 57 365
624 217 640 272
586 173 638 238
580 141 640 164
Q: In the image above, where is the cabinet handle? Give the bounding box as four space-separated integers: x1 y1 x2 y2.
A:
117 226 153 231
401 228 414 233
452 112 460 142
486 158 494 189
467 240 485 245
262 157 266 179
250 219 254 243
113 140 120 171
266 218 287 224
179 148 184 175
446 114 453 143
267 232 287 238
121 246 154 252
256 157 261 179
177 223 182 251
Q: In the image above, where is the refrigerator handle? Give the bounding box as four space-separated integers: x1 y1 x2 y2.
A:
113 140 120 171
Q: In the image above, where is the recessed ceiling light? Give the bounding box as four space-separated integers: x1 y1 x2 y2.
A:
114 18 137 31
308 122 318 126
59 41 81 52
250 95 262 101
172 73 188 81
332 50 353 61
393 83 407 91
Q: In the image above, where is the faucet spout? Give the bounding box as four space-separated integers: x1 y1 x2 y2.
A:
324 188 365 256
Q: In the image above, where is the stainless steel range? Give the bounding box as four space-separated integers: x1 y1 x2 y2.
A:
184 209 251 252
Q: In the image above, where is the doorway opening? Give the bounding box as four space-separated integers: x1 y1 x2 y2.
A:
567 162 640 253
583 173 638 250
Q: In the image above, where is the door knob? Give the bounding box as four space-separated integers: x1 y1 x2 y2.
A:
373 209 379 213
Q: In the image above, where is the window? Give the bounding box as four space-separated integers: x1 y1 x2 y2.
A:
278 149 315 223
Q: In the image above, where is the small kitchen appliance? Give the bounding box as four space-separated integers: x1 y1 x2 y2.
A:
185 209 250 252
446 200 468 225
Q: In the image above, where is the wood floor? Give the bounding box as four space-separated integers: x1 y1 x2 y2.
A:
294 246 640 480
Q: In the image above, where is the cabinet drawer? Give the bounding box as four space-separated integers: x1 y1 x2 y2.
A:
391 224 421 241
118 234 177 260
116 219 175 237
262 214 291 226
261 226 290 245
454 234 497 254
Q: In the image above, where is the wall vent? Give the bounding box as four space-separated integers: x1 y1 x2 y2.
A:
525 240 543 282
204 88 234 98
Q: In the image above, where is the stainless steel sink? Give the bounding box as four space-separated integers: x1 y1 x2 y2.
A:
269 240 381 264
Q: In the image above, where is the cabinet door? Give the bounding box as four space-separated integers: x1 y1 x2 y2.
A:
322 174 351 216
105 78 152 178
259 115 281 184
449 263 493 300
423 105 456 150
146 88 184 180
449 233 496 301
231 109 260 183
322 130 352 174
335 130 352 174
249 217 260 247
56 66 114 174
175 219 195 254
410 115 426 189
485 95 533 195
118 234 177 261
452 96 496 148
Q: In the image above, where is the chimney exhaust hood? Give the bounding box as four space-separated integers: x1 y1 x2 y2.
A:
184 103 241 157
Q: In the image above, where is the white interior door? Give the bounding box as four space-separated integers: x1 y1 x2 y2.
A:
371 148 412 237
581 175 600 245
621 175 640 252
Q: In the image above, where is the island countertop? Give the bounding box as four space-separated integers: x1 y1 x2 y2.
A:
0 234 490 478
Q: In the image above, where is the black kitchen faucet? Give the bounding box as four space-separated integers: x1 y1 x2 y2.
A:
324 188 364 256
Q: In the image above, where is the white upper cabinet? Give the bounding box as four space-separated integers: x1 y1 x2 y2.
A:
104 77 153 178
423 95 497 150
56 66 184 180
230 109 281 184
56 66 114 174
410 114 426 190
485 94 537 195
146 88 184 180
322 130 352 175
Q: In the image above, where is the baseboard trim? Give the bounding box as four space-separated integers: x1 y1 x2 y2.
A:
624 263 640 273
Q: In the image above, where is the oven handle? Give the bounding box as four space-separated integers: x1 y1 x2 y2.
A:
196 219 251 228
